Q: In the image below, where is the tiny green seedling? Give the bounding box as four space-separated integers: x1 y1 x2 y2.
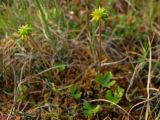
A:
96 71 115 88
50 83 60 94
17 84 28 102
18 24 33 39
53 62 66 72
105 86 124 104
83 102 100 118
68 85 82 99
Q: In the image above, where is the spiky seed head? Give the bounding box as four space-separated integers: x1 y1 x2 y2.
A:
18 24 33 39
91 7 108 22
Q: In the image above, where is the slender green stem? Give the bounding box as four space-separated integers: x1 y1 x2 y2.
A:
35 0 56 50
97 19 102 72
91 21 98 64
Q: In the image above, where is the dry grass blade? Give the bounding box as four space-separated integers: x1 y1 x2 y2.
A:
145 37 153 120
128 90 160 120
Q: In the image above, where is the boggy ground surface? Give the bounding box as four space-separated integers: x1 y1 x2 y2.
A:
0 0 160 120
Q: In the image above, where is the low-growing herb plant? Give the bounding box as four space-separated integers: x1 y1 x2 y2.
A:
18 24 51 67
96 71 115 88
83 102 100 118
91 7 109 71
105 86 124 105
68 85 82 99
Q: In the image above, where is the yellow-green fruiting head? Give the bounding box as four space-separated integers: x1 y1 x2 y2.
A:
91 7 108 22
18 24 33 39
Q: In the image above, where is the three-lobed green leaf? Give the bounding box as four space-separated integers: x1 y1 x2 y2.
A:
68 85 82 99
105 86 124 104
83 102 100 118
96 71 115 88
